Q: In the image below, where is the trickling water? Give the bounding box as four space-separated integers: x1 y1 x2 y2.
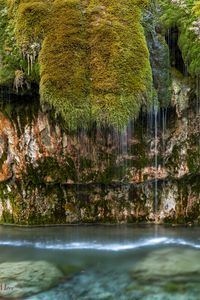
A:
154 104 159 219
161 108 167 164
147 104 159 220
118 120 133 181
119 127 127 181
196 75 200 114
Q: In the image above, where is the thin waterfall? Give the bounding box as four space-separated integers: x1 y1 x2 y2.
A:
154 104 158 220
161 108 167 163
122 126 128 180
196 75 200 114
76 128 80 221
147 104 159 221
114 119 133 183
196 75 200 152
117 127 126 181
126 120 134 182
77 127 81 183
161 107 167 208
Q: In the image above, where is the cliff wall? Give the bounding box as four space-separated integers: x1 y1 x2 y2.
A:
0 0 200 224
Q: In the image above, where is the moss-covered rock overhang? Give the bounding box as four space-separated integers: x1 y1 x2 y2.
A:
0 0 153 129
159 0 200 76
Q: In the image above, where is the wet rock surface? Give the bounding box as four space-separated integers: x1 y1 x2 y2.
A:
0 260 63 298
0 50 199 225
131 247 200 280
0 77 199 224
26 260 200 300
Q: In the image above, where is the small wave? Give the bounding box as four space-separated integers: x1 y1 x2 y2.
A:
0 240 33 247
0 237 200 251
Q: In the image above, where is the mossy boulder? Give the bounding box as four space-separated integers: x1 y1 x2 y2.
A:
130 247 200 281
0 260 63 298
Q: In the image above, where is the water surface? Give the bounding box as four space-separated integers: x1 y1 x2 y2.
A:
0 224 200 300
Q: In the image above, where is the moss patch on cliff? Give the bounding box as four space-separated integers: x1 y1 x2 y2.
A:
0 0 21 86
39 0 90 129
86 0 152 127
160 0 200 75
0 0 40 90
0 0 153 129
23 156 77 186
0 181 67 225
176 174 200 223
143 0 171 107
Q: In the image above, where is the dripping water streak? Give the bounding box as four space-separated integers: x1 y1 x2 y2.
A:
154 105 158 220
196 75 200 114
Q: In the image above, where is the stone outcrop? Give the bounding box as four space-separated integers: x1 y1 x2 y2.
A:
0 0 200 225
0 69 199 224
131 247 200 280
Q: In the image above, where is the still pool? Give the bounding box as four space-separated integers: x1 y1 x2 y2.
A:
0 224 200 300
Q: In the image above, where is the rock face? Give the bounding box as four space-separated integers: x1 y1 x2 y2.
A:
0 69 199 225
0 260 63 298
0 1 200 225
131 247 200 280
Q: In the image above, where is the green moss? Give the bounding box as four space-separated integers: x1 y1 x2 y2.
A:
0 179 68 225
0 182 18 224
39 0 90 129
185 134 200 173
0 151 7 170
143 0 171 106
129 142 149 169
2 210 14 223
97 165 126 184
164 282 187 294
79 158 93 169
0 0 40 89
0 0 20 85
187 148 200 173
160 0 200 75
22 156 77 187
1 0 153 129
39 0 153 129
175 175 200 223
87 0 153 127
15 1 49 53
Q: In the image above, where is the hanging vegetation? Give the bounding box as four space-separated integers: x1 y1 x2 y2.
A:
0 0 153 129
160 0 200 75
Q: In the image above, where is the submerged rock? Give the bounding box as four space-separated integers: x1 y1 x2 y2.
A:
130 247 200 281
0 260 63 299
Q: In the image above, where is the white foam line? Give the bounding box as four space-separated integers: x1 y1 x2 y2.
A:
0 237 200 251
0 240 33 247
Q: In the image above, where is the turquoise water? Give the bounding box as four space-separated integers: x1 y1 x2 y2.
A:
0 225 200 300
